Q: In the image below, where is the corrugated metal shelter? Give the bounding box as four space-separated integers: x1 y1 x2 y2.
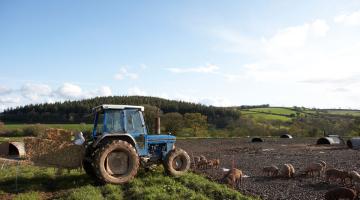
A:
347 137 360 149
0 142 26 158
251 137 263 143
280 134 293 139
316 136 343 145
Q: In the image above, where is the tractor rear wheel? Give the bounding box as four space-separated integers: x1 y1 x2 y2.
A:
93 140 139 184
164 148 190 177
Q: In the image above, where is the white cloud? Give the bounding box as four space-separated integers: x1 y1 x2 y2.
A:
212 18 352 84
223 74 244 82
263 19 329 52
166 63 219 73
0 85 12 94
0 96 20 104
209 15 360 108
300 75 360 85
152 92 232 107
127 87 147 96
114 67 139 80
332 88 349 93
1 83 114 110
140 64 148 69
265 24 309 49
56 83 83 99
56 83 112 99
21 83 52 101
200 97 232 107
213 19 329 56
96 86 112 96
310 19 330 37
334 10 360 26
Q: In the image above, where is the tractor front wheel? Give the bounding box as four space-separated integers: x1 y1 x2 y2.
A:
83 145 97 179
93 140 139 184
83 158 96 178
164 148 190 177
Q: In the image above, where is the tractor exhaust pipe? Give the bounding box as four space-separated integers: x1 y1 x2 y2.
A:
155 108 161 134
155 117 160 134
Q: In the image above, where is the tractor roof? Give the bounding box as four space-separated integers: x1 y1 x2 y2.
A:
93 104 144 112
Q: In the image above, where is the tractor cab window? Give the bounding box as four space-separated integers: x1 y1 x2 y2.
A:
95 113 104 135
104 110 125 133
125 110 145 134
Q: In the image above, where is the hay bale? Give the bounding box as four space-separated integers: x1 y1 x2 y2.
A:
24 137 85 169
42 128 73 142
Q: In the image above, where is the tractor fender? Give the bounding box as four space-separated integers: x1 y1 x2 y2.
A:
92 133 137 151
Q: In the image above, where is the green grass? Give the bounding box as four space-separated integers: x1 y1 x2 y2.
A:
240 110 291 122
3 124 93 131
241 107 360 122
241 106 360 117
248 107 296 115
321 109 360 116
13 191 41 200
0 136 24 143
0 124 93 138
0 165 256 200
177 172 252 200
64 185 104 200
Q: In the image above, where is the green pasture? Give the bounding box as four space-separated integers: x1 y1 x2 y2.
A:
247 107 296 115
0 164 257 200
3 124 93 131
240 110 291 122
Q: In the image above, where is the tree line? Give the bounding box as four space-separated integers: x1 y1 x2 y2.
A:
0 96 240 129
2 96 359 138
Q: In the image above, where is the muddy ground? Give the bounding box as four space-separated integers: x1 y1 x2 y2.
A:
177 137 360 200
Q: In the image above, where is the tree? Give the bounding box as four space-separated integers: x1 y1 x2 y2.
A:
161 112 184 135
184 113 208 137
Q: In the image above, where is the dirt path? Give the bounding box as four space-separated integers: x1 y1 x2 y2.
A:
177 138 360 200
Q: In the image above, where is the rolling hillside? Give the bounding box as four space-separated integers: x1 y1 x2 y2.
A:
238 106 360 122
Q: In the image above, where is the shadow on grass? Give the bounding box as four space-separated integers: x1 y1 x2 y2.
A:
0 173 95 194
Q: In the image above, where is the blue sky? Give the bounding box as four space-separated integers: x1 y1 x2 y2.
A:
1 0 360 111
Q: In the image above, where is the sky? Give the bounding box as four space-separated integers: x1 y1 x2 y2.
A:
1 0 360 111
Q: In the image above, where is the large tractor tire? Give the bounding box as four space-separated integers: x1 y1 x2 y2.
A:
93 140 139 184
164 148 191 177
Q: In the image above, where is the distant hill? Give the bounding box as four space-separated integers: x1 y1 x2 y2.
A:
237 106 360 122
0 96 240 128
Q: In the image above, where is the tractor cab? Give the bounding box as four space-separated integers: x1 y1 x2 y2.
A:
92 104 146 138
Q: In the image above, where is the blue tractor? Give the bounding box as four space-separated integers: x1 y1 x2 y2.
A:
82 104 190 184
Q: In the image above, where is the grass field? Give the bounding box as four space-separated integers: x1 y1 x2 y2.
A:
240 107 360 122
320 109 360 116
0 164 256 200
247 107 296 115
3 124 93 131
240 110 291 122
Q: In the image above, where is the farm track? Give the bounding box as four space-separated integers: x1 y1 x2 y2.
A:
177 138 360 200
